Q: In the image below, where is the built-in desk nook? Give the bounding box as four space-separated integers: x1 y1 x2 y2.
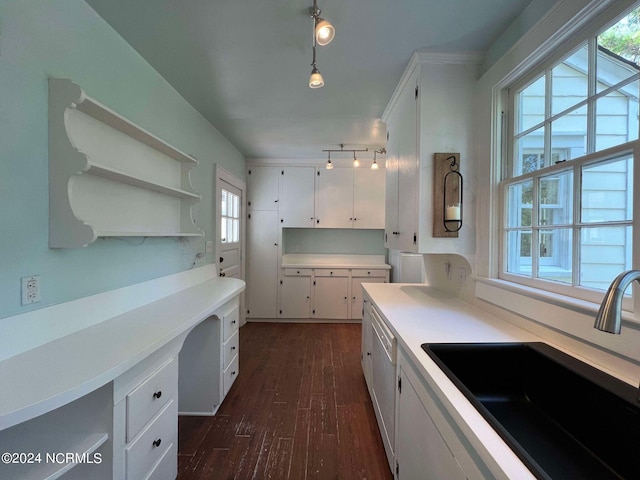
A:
0 264 244 480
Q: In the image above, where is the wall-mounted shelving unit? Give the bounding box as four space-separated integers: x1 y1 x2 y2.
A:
48 78 203 248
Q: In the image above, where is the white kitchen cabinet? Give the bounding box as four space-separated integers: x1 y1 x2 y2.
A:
246 210 279 319
312 270 350 319
353 168 386 229
395 350 484 480
350 269 388 320
247 166 279 211
384 66 419 252
315 168 355 228
178 298 240 415
280 166 316 227
361 299 374 398
382 53 479 259
279 270 312 318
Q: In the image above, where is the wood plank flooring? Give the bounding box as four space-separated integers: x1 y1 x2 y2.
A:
177 322 393 480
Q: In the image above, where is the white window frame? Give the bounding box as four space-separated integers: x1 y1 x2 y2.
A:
499 3 640 309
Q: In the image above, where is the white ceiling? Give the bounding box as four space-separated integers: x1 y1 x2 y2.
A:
86 0 534 160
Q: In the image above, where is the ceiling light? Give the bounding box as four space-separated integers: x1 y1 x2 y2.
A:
309 64 324 88
371 148 385 170
326 152 334 169
307 0 334 88
315 17 335 46
353 152 360 168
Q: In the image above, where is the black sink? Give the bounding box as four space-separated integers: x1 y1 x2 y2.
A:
421 342 640 480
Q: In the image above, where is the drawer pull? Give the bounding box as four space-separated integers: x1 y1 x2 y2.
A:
152 438 162 448
232 320 236 324
231 346 236 351
153 390 162 399
232 371 236 376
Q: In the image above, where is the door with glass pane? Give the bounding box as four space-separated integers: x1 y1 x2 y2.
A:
218 181 242 279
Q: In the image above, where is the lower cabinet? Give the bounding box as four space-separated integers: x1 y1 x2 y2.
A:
312 271 349 319
114 350 181 480
279 269 312 318
395 348 488 480
361 299 373 396
278 267 389 320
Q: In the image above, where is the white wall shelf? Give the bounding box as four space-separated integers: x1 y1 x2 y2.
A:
48 78 203 248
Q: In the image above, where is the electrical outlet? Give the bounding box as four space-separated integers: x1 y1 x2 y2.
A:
457 267 467 286
21 275 41 305
205 241 214 253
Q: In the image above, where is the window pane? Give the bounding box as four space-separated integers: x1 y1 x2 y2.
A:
516 127 546 175
232 193 240 219
507 180 533 227
597 8 640 93
232 219 239 243
538 228 573 284
552 44 588 115
539 171 573 225
517 76 545 134
581 155 633 222
221 190 228 216
550 106 587 160
221 217 227 243
507 230 532 276
595 81 639 151
580 226 632 291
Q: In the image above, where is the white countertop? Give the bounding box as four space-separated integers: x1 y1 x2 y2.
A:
362 283 540 479
0 276 245 430
281 253 390 269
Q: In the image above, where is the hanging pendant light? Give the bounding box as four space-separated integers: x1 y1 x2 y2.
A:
326 151 334 169
353 151 360 168
315 17 335 46
371 152 379 170
309 64 324 89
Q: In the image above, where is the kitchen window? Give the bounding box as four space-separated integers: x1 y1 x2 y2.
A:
501 5 639 306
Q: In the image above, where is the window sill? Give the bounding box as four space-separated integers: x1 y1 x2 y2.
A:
474 276 640 332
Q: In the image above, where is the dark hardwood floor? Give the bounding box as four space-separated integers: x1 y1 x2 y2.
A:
177 322 393 480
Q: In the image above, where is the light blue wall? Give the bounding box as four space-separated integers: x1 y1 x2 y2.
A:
0 0 245 319
283 229 386 256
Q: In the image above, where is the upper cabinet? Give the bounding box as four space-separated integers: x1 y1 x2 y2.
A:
280 167 316 228
48 78 202 248
382 53 481 259
247 166 279 211
316 167 385 229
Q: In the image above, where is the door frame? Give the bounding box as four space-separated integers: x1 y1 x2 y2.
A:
215 164 247 325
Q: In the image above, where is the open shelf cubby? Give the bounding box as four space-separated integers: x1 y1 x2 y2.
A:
48 78 203 248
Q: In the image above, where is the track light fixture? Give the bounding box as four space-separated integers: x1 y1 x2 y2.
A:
371 148 386 170
308 0 334 88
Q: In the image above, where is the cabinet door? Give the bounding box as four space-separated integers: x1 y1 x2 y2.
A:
361 300 373 397
384 128 400 249
247 166 279 211
315 168 354 228
279 275 311 318
396 365 467 480
312 276 349 318
280 167 315 227
354 168 385 229
350 276 386 320
396 79 419 252
247 211 279 318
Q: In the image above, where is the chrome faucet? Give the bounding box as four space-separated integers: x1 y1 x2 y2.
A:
594 270 640 334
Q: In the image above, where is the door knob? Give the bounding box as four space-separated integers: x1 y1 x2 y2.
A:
220 257 224 263
220 272 226 277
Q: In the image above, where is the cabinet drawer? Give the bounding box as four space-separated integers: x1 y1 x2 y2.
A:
223 355 239 398
143 439 177 480
126 398 177 480
283 268 312 276
127 358 177 442
223 330 239 370
352 269 388 278
223 305 239 342
313 269 349 277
